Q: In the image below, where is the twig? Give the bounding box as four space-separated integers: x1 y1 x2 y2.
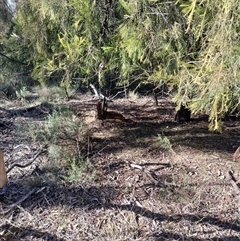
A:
130 163 143 170
13 144 31 152
7 149 46 174
0 188 38 215
109 90 127 99
130 163 159 185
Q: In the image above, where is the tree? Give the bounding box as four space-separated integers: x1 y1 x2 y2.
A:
2 0 240 131
171 0 240 131
0 0 29 96
0 0 12 36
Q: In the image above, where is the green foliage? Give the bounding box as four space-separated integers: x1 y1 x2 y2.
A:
65 156 92 181
28 107 83 144
48 144 64 161
15 86 28 101
27 104 92 180
2 0 240 130
173 0 240 131
157 134 173 152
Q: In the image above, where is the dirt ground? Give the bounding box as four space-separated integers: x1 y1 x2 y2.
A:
1 94 240 241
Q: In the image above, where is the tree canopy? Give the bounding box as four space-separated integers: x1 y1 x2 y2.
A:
1 0 240 131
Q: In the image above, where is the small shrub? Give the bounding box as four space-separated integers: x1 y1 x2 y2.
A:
34 86 66 102
157 133 173 152
34 85 77 102
128 91 139 100
28 107 83 144
27 106 92 181
66 156 92 181
48 144 64 160
16 86 28 101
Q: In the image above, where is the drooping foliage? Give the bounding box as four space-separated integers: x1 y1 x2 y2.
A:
1 0 240 131
173 0 240 131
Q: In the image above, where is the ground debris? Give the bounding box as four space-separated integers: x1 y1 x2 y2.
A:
0 96 240 240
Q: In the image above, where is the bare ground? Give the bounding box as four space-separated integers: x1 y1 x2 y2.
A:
1 94 240 241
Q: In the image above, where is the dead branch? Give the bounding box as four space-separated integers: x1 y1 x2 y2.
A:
90 84 112 101
109 90 127 99
0 188 39 215
130 163 161 186
7 149 46 174
90 84 99 99
130 163 143 170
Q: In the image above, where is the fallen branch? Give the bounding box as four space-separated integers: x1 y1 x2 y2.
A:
0 187 42 215
130 163 160 185
7 149 46 174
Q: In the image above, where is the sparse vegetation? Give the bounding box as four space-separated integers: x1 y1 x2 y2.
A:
34 86 67 102
28 107 83 143
15 86 28 102
1 0 240 239
1 95 240 240
128 91 139 101
65 156 92 182
157 133 173 152
26 104 91 184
